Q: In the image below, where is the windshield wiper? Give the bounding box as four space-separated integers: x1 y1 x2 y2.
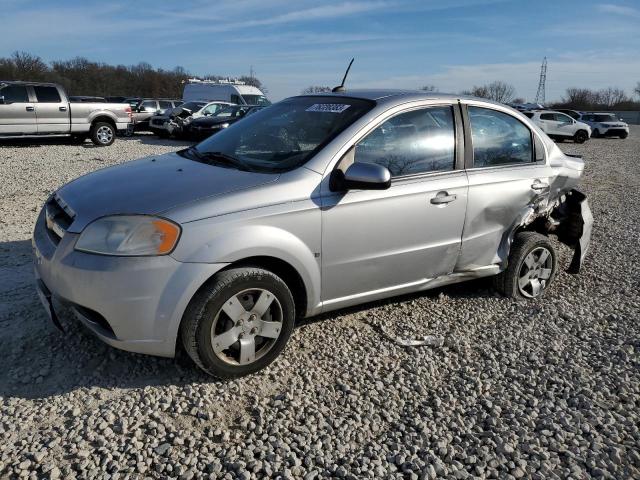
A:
198 151 255 171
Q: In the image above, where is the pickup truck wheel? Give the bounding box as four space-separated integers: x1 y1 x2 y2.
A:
495 232 557 299
181 267 295 379
573 130 588 144
90 122 115 146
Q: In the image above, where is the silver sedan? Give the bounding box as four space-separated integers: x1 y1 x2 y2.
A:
33 90 592 378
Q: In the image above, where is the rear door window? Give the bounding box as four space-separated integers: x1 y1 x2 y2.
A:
33 86 62 103
468 106 533 167
355 106 456 176
158 101 172 109
141 100 157 111
540 113 555 121
0 84 29 103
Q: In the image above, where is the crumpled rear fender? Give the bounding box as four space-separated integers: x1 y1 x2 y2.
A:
499 189 592 274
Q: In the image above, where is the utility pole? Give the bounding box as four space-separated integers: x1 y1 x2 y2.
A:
535 57 547 105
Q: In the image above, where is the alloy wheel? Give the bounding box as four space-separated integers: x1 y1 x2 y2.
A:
517 247 553 298
210 288 283 365
96 125 113 144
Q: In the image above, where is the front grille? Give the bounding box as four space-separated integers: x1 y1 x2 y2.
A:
44 194 75 244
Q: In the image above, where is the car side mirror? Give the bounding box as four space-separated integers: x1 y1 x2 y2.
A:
341 162 391 191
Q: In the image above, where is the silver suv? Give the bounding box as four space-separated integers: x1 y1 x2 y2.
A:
33 91 592 378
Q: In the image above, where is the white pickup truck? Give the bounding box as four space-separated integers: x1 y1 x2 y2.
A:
0 81 132 146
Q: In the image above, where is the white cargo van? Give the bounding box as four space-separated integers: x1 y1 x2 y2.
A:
182 79 270 106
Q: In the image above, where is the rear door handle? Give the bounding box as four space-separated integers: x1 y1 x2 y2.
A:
531 181 549 191
430 191 457 205
59 106 67 111
26 106 35 112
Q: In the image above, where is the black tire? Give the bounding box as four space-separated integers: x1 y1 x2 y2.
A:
494 232 557 299
573 130 588 144
591 129 601 138
620 132 628 139
180 267 295 379
555 137 564 143
90 122 116 146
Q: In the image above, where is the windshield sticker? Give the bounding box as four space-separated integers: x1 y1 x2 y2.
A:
306 103 351 113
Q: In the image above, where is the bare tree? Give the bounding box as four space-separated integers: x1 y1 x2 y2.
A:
463 81 515 103
635 82 640 98
301 86 332 94
598 87 629 107
10 51 48 81
420 85 437 92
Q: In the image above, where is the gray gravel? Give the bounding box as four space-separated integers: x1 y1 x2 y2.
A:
1 131 639 479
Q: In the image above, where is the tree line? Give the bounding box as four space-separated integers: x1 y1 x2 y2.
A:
0 51 266 98
302 81 640 110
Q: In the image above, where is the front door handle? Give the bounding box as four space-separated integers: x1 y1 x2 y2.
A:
59 106 67 111
531 181 549 191
430 191 457 205
26 106 35 112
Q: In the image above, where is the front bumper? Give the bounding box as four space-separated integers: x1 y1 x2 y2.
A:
601 127 629 137
32 209 227 357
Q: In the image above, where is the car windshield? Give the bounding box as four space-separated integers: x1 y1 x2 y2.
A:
594 114 616 122
183 96 374 173
241 95 271 106
181 101 206 111
213 105 250 118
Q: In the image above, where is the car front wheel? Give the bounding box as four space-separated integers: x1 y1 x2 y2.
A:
181 267 295 378
573 130 588 143
495 232 557 299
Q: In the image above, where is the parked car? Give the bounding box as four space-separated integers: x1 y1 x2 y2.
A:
522 110 591 143
149 101 231 138
69 96 106 103
33 91 592 378
186 105 264 140
0 81 132 146
126 98 183 131
578 112 629 138
183 79 271 106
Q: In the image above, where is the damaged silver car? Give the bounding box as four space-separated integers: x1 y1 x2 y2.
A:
33 90 592 378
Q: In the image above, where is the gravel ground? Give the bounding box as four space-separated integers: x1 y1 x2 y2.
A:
1 130 639 480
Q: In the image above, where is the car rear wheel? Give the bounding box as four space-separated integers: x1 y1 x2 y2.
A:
620 132 628 139
495 232 557 299
90 122 115 146
573 130 588 143
181 267 295 378
591 129 601 138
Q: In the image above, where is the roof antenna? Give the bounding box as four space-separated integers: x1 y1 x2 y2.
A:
332 58 354 93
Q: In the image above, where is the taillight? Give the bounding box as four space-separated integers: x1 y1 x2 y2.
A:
125 106 132 118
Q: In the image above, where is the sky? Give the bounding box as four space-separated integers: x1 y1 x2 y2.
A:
1 0 639 102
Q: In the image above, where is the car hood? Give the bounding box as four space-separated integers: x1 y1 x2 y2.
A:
57 151 279 233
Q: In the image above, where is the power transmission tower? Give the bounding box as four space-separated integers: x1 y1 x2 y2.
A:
535 57 547 104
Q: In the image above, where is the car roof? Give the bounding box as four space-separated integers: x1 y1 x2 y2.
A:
292 89 508 108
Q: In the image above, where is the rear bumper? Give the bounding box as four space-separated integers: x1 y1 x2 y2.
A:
553 190 593 273
32 209 227 357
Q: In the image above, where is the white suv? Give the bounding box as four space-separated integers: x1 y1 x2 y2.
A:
523 110 591 143
579 112 629 139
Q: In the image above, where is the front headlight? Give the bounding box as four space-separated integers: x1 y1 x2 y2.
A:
75 216 181 256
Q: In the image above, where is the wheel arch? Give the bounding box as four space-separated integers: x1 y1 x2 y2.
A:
90 114 117 130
